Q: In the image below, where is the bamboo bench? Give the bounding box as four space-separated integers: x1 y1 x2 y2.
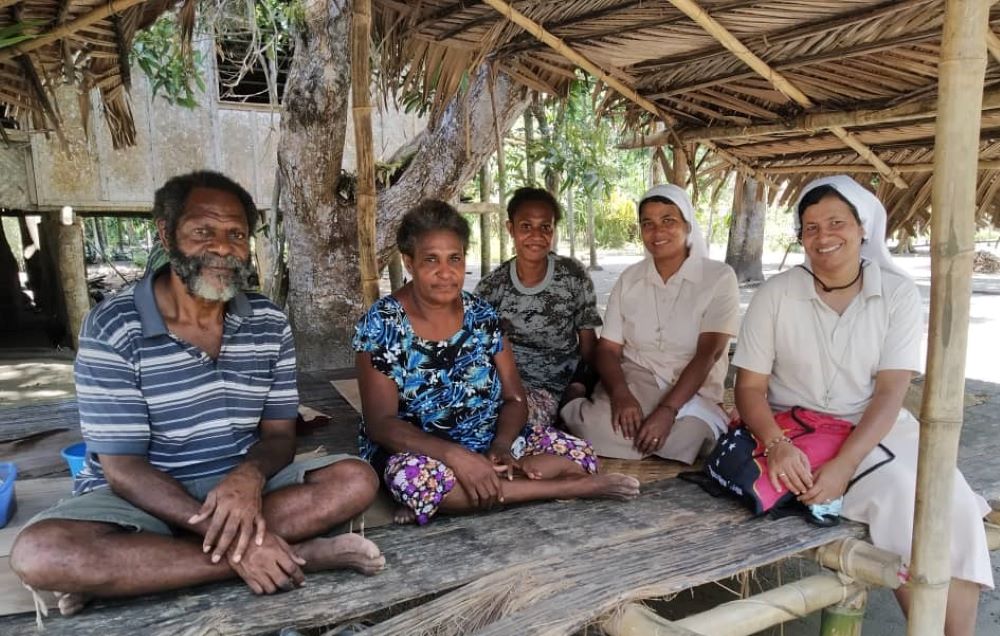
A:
0 373 997 635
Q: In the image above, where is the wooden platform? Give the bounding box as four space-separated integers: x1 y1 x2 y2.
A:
0 371 997 634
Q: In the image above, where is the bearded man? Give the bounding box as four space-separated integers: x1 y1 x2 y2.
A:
11 172 384 615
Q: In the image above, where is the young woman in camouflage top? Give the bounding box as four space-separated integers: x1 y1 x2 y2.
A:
476 187 603 428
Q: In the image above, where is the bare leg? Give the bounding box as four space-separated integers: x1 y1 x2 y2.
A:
12 520 239 599
517 453 587 480
11 459 382 607
439 473 639 514
262 458 380 541
893 577 981 636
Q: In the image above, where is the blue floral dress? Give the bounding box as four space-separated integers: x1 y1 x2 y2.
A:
353 292 597 524
354 292 504 461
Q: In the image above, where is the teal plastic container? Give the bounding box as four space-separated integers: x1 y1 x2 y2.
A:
0 462 17 528
61 442 87 477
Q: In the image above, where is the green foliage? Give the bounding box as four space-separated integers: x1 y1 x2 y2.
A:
583 192 638 249
0 21 42 49
131 15 205 108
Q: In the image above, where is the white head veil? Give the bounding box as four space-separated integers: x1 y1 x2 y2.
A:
638 184 708 259
793 175 909 279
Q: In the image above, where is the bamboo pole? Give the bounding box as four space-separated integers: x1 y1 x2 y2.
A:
758 160 1000 175
352 0 379 306
617 90 1000 146
814 538 905 590
479 0 777 190
819 593 866 636
665 0 908 189
603 574 865 636
909 2 989 634
987 29 1000 65
0 0 147 64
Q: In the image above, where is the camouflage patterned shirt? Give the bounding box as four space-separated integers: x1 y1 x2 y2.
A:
475 253 602 396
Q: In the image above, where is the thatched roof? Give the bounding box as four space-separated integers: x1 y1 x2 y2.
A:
0 0 193 148
374 0 1000 230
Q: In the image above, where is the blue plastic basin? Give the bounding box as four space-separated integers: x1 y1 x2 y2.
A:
61 442 87 478
0 462 17 529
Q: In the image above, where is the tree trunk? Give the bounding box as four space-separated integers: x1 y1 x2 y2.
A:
524 109 535 186
531 99 560 252
567 188 576 259
54 215 90 350
479 165 492 278
497 136 510 261
387 247 403 291
893 228 914 254
670 144 689 187
278 1 527 370
725 175 766 284
95 217 108 257
586 195 601 271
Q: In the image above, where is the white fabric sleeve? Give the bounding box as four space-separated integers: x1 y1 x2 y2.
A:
600 275 626 345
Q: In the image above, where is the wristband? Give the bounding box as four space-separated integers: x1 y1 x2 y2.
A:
763 435 793 456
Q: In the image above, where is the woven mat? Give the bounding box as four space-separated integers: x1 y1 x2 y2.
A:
600 457 700 485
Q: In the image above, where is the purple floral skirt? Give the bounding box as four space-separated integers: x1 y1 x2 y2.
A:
384 420 598 525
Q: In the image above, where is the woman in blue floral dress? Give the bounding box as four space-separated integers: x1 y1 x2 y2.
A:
354 200 640 525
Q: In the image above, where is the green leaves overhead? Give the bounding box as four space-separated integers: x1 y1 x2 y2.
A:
131 15 205 108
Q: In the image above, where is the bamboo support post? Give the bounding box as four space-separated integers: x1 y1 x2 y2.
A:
984 521 1000 551
603 573 865 636
0 0 147 64
814 538 905 590
480 0 777 189
909 2 989 634
351 0 379 306
665 0 908 189
819 590 867 636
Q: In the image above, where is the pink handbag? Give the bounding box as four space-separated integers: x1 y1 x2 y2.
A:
704 406 893 521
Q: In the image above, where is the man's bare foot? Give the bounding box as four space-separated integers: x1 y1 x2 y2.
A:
296 533 386 575
53 590 90 616
393 506 417 525
587 473 641 500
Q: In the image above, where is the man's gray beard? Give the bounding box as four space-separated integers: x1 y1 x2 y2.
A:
169 248 253 302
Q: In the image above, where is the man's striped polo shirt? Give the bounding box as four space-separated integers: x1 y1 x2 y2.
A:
72 265 298 495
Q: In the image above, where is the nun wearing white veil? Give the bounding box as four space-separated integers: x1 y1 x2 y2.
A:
733 175 992 635
562 184 740 463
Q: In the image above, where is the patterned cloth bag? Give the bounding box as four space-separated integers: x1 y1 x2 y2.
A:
700 407 893 524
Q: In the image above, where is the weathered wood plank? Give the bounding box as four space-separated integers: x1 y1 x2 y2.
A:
0 479 856 635
367 505 863 635
0 374 994 634
0 480 756 636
